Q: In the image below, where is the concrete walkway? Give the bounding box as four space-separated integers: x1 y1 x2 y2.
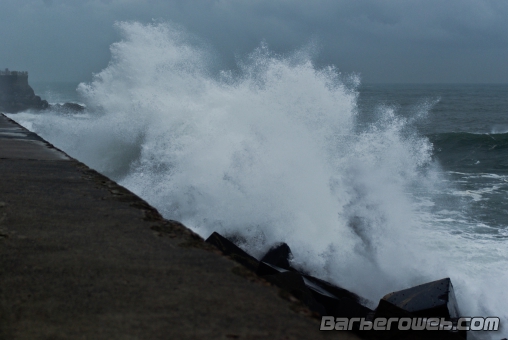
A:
0 114 360 340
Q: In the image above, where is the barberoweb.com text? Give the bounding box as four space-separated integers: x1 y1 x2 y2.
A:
320 316 500 331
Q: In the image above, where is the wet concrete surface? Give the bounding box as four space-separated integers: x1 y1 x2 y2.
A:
0 113 360 340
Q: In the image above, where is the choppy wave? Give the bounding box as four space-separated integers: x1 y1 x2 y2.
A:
430 132 508 173
431 131 508 149
9 22 508 338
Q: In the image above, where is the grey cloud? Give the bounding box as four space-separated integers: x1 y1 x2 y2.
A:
0 0 506 82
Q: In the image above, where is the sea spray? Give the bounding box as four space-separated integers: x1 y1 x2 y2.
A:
9 22 508 337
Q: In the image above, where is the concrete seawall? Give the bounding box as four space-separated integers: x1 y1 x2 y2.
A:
0 113 360 339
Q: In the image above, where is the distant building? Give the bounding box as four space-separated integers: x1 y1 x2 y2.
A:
1 68 47 113
0 69 28 76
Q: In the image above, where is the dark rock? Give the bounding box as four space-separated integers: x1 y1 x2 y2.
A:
381 278 460 319
366 299 414 340
302 273 365 305
256 260 286 276
259 242 367 311
205 232 259 271
263 270 327 316
0 69 49 113
207 232 372 321
261 242 292 270
376 278 466 339
374 298 416 319
371 300 466 340
257 261 371 319
206 231 465 339
302 275 372 319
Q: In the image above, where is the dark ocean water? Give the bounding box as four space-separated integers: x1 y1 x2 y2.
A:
358 84 508 239
358 84 508 135
10 32 508 337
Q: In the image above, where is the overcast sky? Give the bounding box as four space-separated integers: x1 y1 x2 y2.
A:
0 0 507 83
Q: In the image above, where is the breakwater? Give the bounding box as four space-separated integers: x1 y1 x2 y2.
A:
0 113 355 339
1 113 474 339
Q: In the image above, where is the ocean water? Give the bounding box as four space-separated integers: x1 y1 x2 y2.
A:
7 22 507 338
